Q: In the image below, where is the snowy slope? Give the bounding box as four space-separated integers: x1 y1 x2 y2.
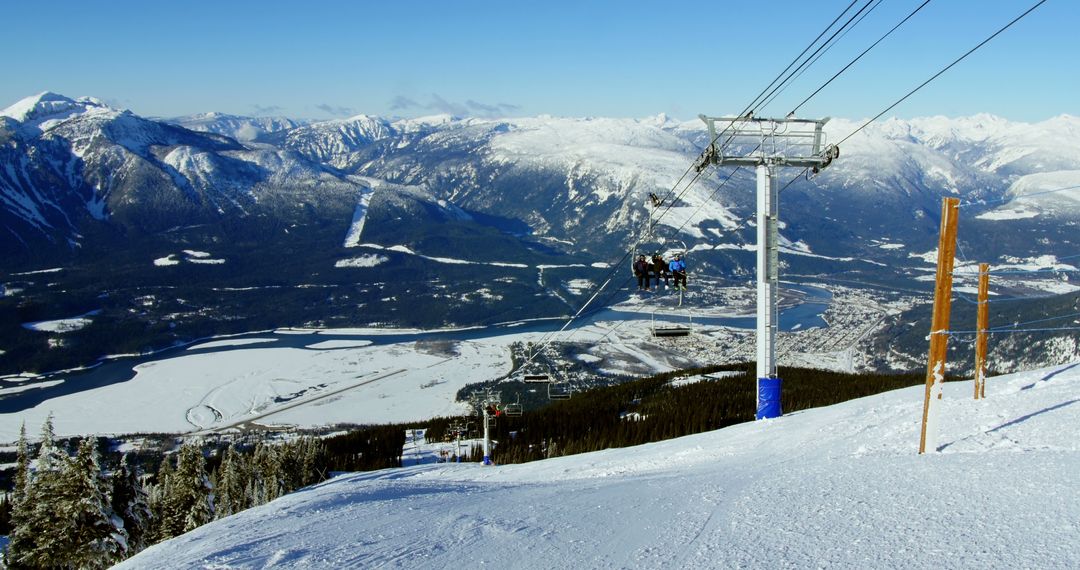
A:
116 363 1080 569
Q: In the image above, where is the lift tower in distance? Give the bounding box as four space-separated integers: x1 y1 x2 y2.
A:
698 114 839 419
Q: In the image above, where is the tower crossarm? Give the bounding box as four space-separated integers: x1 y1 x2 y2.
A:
698 114 838 170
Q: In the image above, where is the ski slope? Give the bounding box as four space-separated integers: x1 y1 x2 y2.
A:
116 363 1080 569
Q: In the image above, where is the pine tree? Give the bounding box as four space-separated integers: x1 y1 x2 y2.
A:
4 423 33 568
61 438 128 569
298 437 323 487
148 455 175 542
17 415 76 569
157 442 214 538
111 453 153 553
215 443 248 519
251 442 283 505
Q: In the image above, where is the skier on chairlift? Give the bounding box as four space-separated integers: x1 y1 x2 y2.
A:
651 253 668 289
633 255 651 291
669 254 687 291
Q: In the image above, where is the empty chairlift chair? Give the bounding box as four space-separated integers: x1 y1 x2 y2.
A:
651 310 693 338
548 379 572 400
502 396 523 417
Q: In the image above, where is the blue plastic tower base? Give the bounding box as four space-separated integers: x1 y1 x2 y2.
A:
756 377 782 420
482 455 493 466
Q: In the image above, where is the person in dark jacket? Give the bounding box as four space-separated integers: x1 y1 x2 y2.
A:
633 255 650 290
669 254 687 290
651 253 668 288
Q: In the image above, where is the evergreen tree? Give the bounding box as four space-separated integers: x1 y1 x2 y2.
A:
298 437 323 487
18 415 75 569
111 453 153 553
215 443 248 519
148 455 175 542
251 442 283 505
60 438 128 569
27 414 76 570
4 423 32 568
157 442 214 539
0 494 11 536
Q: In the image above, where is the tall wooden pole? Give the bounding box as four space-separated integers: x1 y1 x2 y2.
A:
919 198 960 454
974 263 990 400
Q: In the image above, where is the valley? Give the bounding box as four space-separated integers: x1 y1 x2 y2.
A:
2 92 1079 442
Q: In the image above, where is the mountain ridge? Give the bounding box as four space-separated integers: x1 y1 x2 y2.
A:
2 92 1078 375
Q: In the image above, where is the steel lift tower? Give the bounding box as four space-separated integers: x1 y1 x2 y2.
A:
698 114 839 419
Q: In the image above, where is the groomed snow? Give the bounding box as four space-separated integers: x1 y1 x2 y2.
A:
117 363 1080 569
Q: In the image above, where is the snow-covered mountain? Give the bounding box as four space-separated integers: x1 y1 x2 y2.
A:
0 92 361 259
4 91 1078 271
167 112 305 142
114 362 1080 569
2 92 1078 372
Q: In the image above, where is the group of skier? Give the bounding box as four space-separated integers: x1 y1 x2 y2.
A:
634 252 687 292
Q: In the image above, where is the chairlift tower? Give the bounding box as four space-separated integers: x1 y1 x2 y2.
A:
448 419 466 463
698 114 838 419
470 389 502 465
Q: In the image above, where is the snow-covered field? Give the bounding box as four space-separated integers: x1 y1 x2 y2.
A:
0 326 617 442
116 362 1080 569
0 332 508 440
1 283 924 442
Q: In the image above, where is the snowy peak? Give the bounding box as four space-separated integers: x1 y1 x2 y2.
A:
279 115 398 168
169 112 304 142
0 91 112 125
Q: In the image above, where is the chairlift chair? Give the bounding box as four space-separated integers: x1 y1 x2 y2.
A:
503 395 523 417
548 380 572 400
651 310 693 338
547 368 572 400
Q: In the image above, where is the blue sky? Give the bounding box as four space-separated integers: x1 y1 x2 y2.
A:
2 0 1075 122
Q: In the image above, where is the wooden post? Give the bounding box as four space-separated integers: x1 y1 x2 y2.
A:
919 198 960 454
974 263 990 399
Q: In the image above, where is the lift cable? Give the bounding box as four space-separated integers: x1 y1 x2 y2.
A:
518 0 921 367
958 183 1080 208
836 0 1047 148
788 0 934 117
759 0 888 114
777 0 1048 196
741 0 864 116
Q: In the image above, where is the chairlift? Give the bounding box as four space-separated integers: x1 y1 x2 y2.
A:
502 395 523 417
630 241 688 280
651 309 693 338
547 368 572 400
521 343 553 383
548 380 572 400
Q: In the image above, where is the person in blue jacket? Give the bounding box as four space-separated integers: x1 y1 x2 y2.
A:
669 254 687 290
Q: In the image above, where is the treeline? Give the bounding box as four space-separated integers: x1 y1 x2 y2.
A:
433 364 929 464
1 420 407 569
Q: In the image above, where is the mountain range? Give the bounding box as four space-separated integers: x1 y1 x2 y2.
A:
1 91 1078 373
